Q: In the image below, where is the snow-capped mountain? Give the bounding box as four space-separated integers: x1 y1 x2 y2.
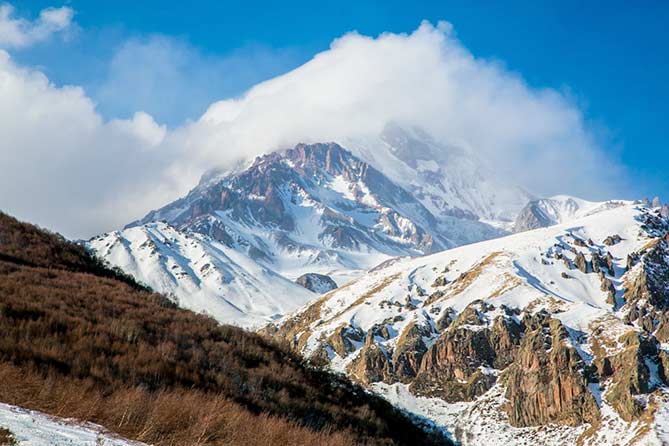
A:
91 136 510 327
345 123 533 223
513 195 627 232
269 201 669 445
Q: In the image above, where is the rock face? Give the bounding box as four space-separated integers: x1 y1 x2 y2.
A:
392 322 430 382
502 312 599 427
349 332 394 385
411 302 522 402
513 196 625 233
295 273 338 294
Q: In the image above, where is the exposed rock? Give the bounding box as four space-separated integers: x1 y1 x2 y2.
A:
325 324 364 358
654 314 669 343
591 251 605 273
369 321 394 340
595 331 662 421
348 330 393 385
603 234 622 246
574 251 589 273
411 302 522 402
600 276 617 307
435 307 456 332
424 289 445 306
561 272 571 279
392 322 431 382
513 197 582 232
626 252 639 271
502 313 599 427
573 237 587 247
604 252 616 276
623 241 669 309
295 273 338 294
563 257 572 270
431 275 449 287
651 196 661 208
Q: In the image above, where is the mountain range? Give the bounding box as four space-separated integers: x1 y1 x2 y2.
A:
83 123 669 445
89 125 529 327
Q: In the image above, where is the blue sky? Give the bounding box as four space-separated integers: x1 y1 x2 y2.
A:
13 1 669 193
2 1 668 236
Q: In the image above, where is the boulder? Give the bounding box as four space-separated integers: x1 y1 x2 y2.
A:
295 273 338 294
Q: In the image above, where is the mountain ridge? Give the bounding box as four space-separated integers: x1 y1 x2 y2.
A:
269 201 669 445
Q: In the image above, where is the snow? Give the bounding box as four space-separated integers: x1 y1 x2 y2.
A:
91 134 521 328
0 403 145 446
88 222 316 328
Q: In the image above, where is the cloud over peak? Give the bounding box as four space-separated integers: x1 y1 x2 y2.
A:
196 21 621 196
0 21 627 238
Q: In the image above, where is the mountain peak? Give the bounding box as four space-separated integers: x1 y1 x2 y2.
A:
92 137 506 327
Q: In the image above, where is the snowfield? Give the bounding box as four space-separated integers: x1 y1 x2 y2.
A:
88 222 315 328
0 403 145 446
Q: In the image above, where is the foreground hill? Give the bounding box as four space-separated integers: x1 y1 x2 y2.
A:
0 211 447 446
270 201 669 445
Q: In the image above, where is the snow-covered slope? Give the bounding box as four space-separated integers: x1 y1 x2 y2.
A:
0 403 145 446
88 222 315 328
92 137 508 327
513 195 626 232
271 201 669 446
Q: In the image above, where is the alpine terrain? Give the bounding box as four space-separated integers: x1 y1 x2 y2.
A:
269 201 669 445
90 125 528 327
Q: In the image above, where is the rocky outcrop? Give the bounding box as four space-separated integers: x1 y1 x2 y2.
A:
623 240 669 309
513 200 559 232
348 330 394 385
502 312 599 427
325 324 364 357
592 330 664 421
295 273 338 294
410 302 522 402
601 276 617 307
435 307 455 332
392 322 431 383
574 251 589 273
603 234 622 246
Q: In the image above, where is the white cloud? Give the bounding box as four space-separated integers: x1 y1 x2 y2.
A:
0 21 630 239
0 3 74 48
0 50 187 238
193 21 624 197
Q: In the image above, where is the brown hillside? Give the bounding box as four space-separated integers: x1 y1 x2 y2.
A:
0 211 447 446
